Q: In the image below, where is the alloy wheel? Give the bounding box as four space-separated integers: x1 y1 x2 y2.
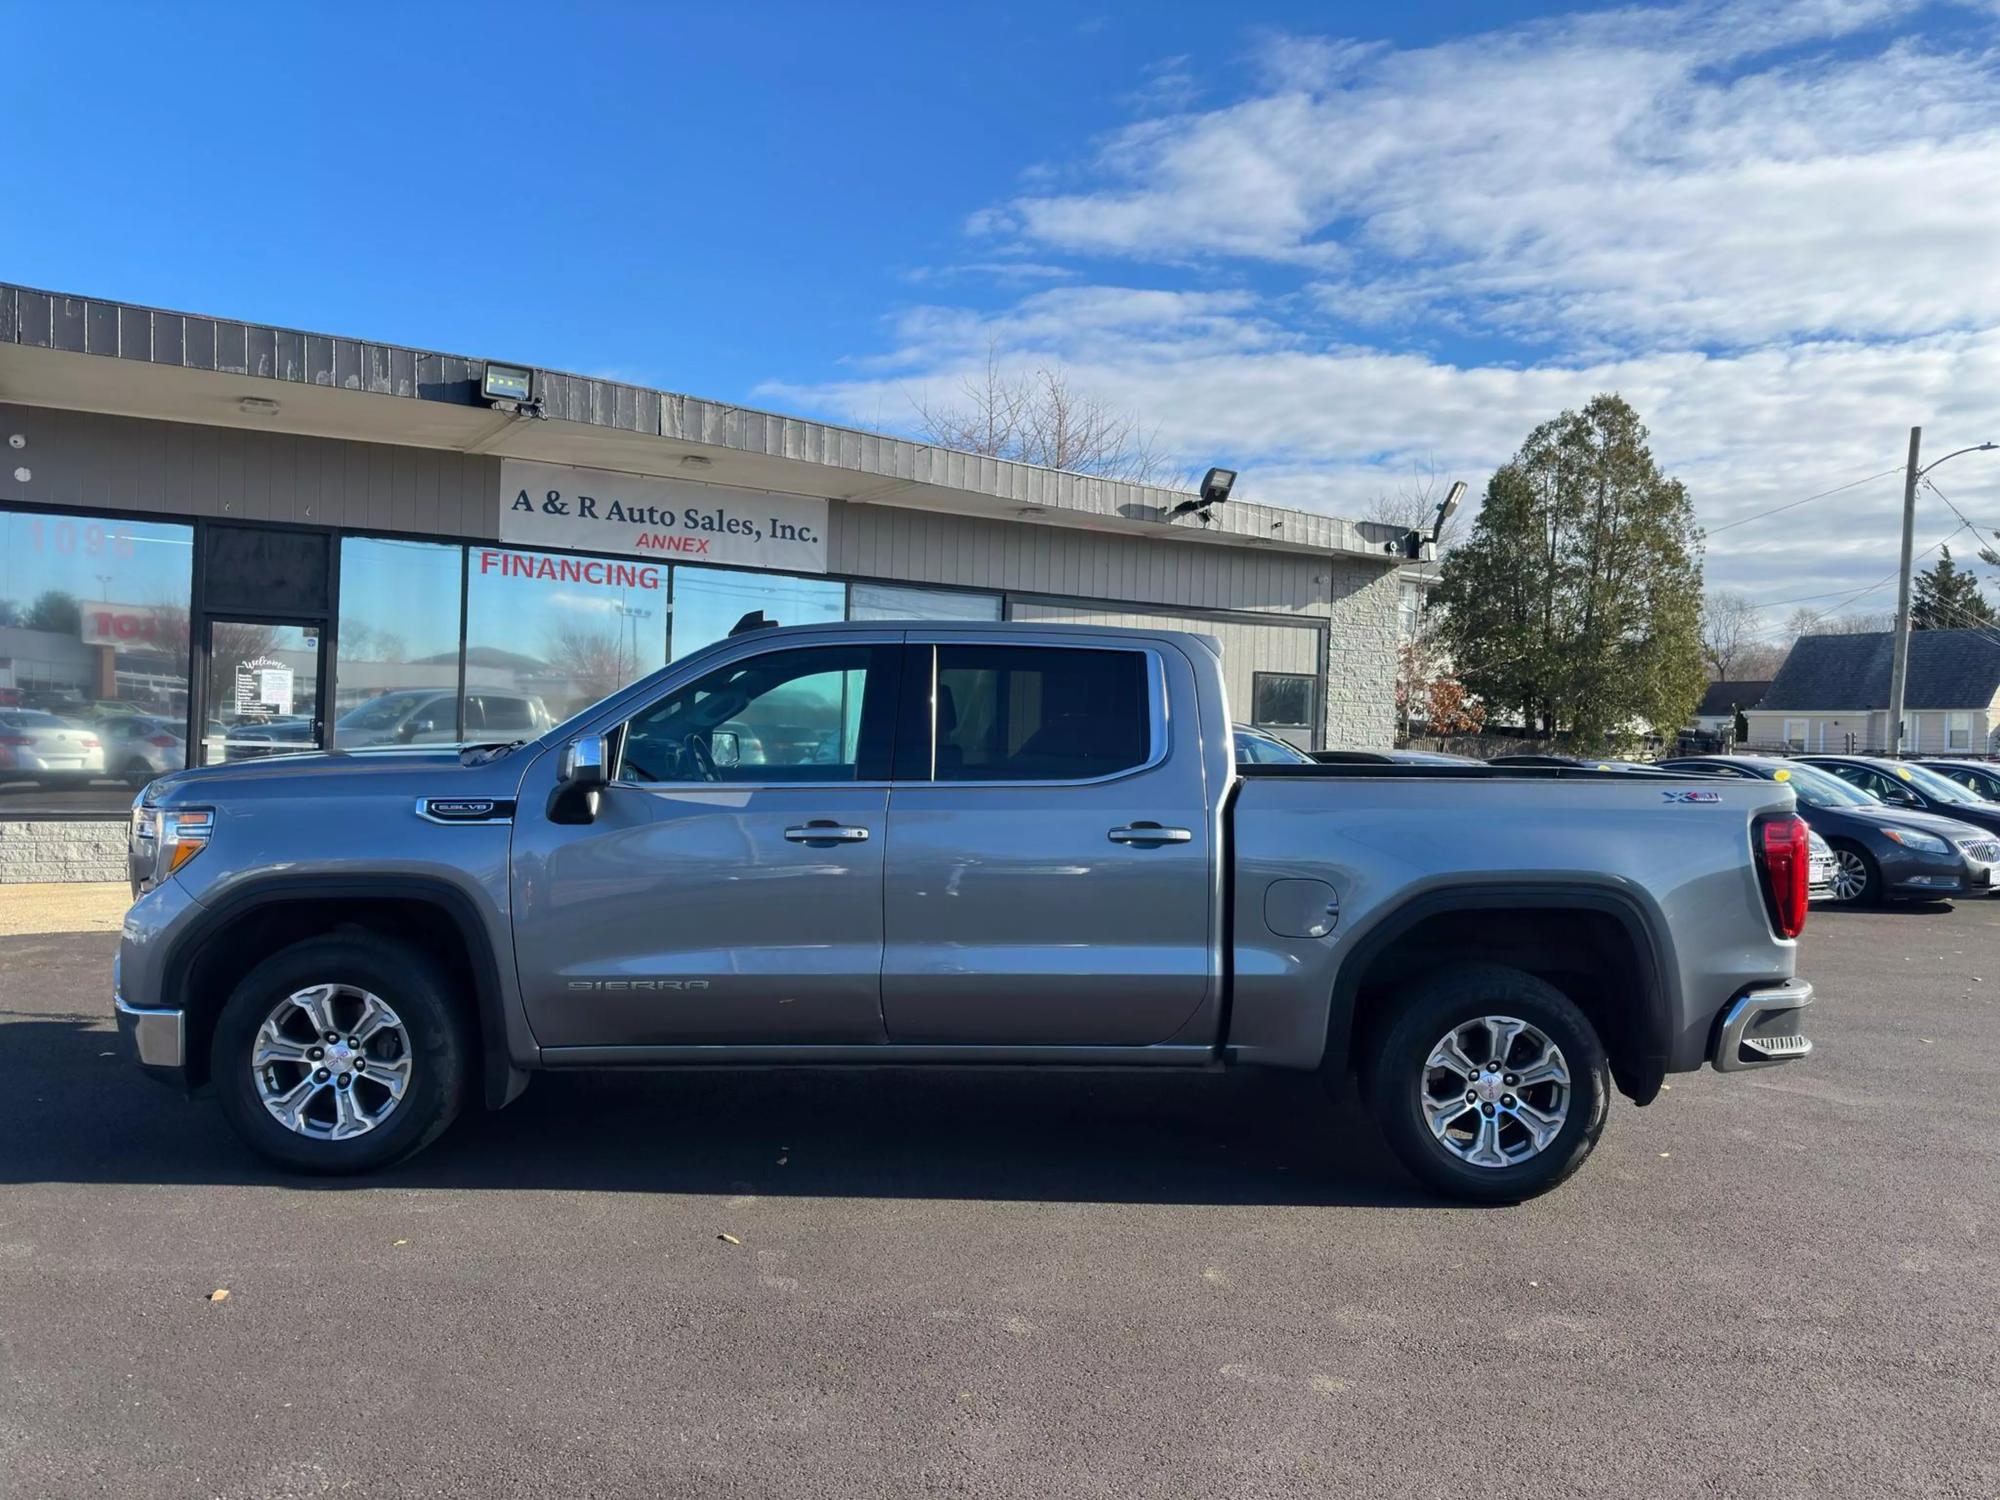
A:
1418 1015 1571 1169
250 984 413 1140
1829 849 1870 903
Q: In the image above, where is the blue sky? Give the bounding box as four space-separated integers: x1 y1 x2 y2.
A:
9 0 2000 640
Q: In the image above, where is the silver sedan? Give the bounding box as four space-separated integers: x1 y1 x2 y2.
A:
0 710 107 783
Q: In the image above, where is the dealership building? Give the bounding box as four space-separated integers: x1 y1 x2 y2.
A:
0 282 1404 881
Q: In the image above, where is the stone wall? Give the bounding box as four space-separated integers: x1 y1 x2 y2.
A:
1322 558 1401 749
0 821 127 883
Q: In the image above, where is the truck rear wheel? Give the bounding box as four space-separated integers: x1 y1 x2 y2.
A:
210 934 471 1175
1363 964 1610 1204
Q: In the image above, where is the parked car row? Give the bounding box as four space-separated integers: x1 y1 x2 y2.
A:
1231 730 1999 910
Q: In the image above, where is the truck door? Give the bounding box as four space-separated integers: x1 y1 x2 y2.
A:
881 636 1217 1046
510 637 902 1047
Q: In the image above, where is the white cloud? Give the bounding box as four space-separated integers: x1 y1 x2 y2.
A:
765 0 2000 620
976 1 2000 349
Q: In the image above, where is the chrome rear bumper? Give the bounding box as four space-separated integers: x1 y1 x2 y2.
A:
1711 980 1814 1072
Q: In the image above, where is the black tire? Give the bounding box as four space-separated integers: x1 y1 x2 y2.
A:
210 934 471 1174
122 759 154 790
1826 841 1881 906
1363 963 1610 1205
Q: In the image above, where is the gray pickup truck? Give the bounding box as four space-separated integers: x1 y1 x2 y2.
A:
116 622 1816 1202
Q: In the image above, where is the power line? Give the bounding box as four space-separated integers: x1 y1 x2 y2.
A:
1923 476 2000 555
1739 525 1973 643
1706 466 1905 536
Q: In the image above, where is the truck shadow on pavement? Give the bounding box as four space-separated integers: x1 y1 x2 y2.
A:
0 1006 1433 1208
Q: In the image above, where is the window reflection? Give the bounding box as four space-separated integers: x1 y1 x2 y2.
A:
0 510 193 812
465 547 667 722
334 537 464 746
671 566 844 659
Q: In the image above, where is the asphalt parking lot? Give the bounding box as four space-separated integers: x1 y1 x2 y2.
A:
3 901 1997 1498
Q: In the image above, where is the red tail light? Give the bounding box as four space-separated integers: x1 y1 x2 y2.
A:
1755 813 1810 939
147 735 178 748
0 734 30 747
79 736 101 748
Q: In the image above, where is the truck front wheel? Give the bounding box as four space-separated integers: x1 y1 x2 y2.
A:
1364 964 1610 1204
210 934 471 1175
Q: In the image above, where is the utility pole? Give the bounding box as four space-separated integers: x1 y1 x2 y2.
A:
1886 426 1921 757
1884 434 1999 755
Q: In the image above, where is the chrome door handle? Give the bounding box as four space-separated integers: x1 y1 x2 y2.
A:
1107 823 1193 844
784 822 870 844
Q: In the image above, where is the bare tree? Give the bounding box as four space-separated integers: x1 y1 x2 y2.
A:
1783 606 1894 641
910 347 1177 484
1700 591 1764 679
544 623 631 716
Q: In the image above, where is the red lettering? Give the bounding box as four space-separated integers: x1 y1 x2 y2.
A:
583 561 604 585
478 550 499 574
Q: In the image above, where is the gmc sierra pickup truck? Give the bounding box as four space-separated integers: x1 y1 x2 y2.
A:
116 621 1816 1202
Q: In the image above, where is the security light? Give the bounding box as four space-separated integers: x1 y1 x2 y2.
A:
1431 481 1466 542
482 363 534 404
1168 466 1239 520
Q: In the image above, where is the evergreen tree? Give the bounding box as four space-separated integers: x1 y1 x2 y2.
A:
1911 547 1994 630
1434 394 1706 750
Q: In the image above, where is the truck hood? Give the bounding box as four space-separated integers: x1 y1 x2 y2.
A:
144 743 540 804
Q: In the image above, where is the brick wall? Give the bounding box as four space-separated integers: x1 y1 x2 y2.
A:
0 821 127 883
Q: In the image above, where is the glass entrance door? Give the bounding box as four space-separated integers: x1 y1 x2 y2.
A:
199 619 327 765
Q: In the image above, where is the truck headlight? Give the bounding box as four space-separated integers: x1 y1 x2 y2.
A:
1881 826 1950 855
130 800 214 893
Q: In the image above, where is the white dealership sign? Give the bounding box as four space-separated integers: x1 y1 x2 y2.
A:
498 460 828 574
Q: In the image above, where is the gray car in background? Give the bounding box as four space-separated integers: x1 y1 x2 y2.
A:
117 623 1816 1204
98 715 189 787
335 689 553 748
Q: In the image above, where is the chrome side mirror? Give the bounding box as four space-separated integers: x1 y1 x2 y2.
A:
560 733 609 789
550 732 609 825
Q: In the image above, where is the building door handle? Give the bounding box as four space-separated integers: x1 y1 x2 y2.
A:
784 821 870 844
1107 822 1193 844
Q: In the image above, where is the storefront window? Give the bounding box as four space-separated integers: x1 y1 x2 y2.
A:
0 509 194 812
670 566 844 659
1252 672 1314 729
333 538 465 748
848 582 1002 622
464 546 668 723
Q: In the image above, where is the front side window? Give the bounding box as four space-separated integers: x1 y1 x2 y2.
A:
619 644 892 784
1252 672 1314 730
931 645 1150 782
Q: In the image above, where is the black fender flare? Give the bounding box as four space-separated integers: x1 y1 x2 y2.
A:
1322 883 1674 1105
160 874 529 1110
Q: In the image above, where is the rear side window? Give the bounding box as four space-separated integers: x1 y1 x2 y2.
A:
931 645 1150 782
476 695 539 732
